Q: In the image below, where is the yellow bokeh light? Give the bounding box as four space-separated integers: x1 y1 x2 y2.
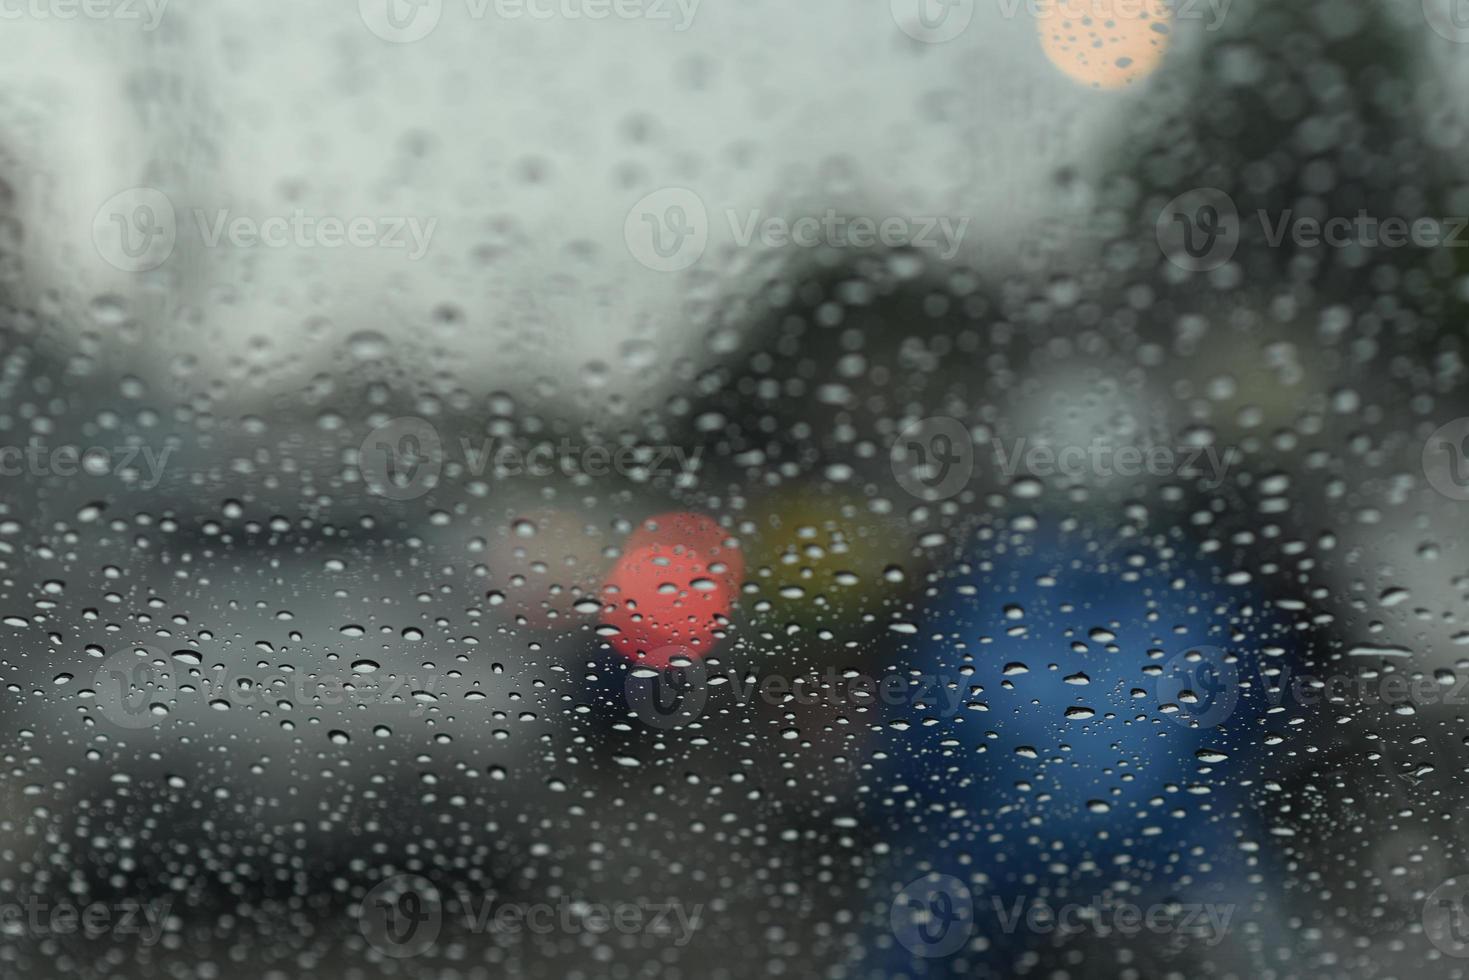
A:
1037 0 1173 89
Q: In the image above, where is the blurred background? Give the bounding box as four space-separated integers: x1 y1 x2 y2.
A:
0 0 1468 977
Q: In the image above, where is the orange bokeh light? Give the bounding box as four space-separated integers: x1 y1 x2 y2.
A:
1037 0 1172 89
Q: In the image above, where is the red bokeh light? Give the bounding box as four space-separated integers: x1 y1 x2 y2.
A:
601 515 737 665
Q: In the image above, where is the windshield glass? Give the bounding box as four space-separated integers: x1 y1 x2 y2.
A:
1 1 1467 978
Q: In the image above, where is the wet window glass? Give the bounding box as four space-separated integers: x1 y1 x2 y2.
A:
2 1 1469 977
